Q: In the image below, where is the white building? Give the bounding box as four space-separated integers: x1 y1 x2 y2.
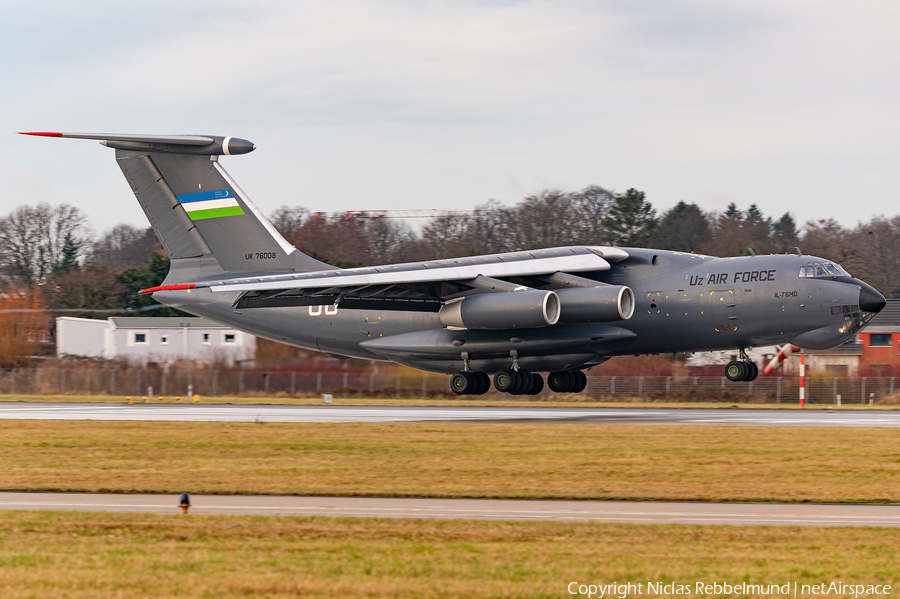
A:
685 345 781 369
56 317 255 365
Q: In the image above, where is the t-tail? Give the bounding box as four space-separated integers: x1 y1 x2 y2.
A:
19 132 330 282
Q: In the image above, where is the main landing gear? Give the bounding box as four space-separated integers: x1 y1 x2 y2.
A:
449 372 492 395
725 349 758 382
492 369 544 395
547 370 587 393
448 369 588 396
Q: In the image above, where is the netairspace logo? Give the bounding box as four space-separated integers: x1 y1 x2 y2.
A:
567 581 892 598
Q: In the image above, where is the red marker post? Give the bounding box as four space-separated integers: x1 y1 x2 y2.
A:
799 350 805 408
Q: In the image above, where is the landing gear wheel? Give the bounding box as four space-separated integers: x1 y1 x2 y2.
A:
747 362 759 381
725 361 747 382
513 370 533 395
527 373 544 395
450 372 475 395
493 370 519 393
548 371 573 393
571 371 588 393
474 372 491 394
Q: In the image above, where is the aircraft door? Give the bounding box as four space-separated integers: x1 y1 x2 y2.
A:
711 289 739 332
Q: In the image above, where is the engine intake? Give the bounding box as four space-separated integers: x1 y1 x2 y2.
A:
556 285 634 323
439 290 560 330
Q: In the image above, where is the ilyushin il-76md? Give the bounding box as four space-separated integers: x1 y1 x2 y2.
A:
21 132 887 395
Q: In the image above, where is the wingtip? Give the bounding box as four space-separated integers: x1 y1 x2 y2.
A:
18 131 63 137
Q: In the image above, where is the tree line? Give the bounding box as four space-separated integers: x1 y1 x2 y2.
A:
1 186 898 316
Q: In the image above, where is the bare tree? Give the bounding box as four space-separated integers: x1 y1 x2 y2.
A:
569 184 615 244
420 215 474 259
367 218 417 264
849 216 900 296
87 224 158 270
800 218 858 271
269 205 309 236
0 203 92 286
507 189 582 251
287 216 373 266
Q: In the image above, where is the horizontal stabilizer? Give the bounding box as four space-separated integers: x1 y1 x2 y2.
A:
18 131 255 155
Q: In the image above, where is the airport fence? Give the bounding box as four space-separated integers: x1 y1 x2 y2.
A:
0 366 898 404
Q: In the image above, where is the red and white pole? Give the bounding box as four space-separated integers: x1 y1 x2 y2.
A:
763 344 800 375
799 350 805 408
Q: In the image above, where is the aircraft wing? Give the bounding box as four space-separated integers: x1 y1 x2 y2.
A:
142 246 628 311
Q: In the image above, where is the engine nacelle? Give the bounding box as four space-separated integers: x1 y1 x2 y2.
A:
556 285 634 323
439 290 560 330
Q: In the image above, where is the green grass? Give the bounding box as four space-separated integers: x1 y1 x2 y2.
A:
0 511 898 598
2 421 900 503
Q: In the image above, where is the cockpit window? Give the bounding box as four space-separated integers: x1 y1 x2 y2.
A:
799 261 852 278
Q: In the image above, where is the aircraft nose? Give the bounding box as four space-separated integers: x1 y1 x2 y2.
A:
859 283 886 313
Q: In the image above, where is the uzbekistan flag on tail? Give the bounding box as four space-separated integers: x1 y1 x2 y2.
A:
176 189 245 220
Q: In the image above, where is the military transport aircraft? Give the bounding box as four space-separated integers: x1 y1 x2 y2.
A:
21 132 887 395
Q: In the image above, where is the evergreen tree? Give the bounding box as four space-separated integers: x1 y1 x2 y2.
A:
53 232 80 275
743 203 773 248
116 252 191 316
601 189 657 247
724 203 743 221
657 201 711 252
772 213 799 252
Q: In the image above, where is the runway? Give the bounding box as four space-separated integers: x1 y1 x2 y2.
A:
0 402 899 426
1 492 898 526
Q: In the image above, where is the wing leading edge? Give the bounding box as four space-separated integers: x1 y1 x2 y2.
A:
141 246 628 295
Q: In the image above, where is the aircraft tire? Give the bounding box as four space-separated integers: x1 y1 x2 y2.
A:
572 371 588 393
747 362 759 381
494 370 519 393
725 361 746 382
528 374 544 395
450 373 475 395
547 371 572 393
563 371 577 392
514 370 534 395
475 372 491 394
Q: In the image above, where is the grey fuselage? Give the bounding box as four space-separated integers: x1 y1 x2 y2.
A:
156 248 881 375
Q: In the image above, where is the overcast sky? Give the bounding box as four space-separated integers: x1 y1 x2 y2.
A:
2 0 898 235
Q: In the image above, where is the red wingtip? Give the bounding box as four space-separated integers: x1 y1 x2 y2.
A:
140 283 196 294
18 131 63 137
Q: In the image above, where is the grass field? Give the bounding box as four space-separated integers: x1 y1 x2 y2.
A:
2 421 899 502
0 511 898 598
2 393 895 409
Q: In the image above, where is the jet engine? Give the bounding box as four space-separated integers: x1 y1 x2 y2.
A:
439 290 560 330
556 285 634 323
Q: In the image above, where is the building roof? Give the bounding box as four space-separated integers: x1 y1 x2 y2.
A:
57 316 111 324
865 299 900 331
109 317 231 329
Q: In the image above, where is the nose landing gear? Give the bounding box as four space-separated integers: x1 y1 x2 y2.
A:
725 349 759 382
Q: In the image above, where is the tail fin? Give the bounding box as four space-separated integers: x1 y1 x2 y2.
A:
20 132 328 276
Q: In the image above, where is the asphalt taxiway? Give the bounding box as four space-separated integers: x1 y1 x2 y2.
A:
1 492 897 526
0 402 899 426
